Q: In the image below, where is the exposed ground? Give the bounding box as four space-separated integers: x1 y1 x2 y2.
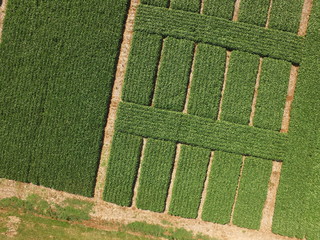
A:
0 178 303 240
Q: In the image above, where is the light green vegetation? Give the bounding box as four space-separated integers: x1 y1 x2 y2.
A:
135 4 303 64
238 0 270 27
0 194 93 222
170 0 200 12
232 157 272 229
273 2 320 239
116 102 288 161
220 50 260 125
104 132 143 206
122 32 163 106
141 0 169 8
187 44 225 118
0 0 130 196
202 0 235 19
126 221 216 240
202 152 242 223
153 37 194 111
0 196 216 240
254 58 291 131
136 139 176 212
169 145 210 218
269 0 304 33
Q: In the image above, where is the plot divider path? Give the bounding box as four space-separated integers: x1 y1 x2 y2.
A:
93 0 140 200
260 0 313 233
0 0 8 42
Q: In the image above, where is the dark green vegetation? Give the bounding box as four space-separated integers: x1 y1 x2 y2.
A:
169 145 210 218
0 196 215 240
202 152 242 224
135 4 303 64
0 0 130 196
273 1 320 239
136 139 176 212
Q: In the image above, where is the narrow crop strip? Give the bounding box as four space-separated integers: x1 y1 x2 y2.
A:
115 102 288 161
135 4 304 64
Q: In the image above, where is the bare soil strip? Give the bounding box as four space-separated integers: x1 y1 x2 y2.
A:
261 0 313 232
197 151 215 220
93 0 140 200
280 65 299 133
265 0 273 29
229 156 246 224
151 39 165 107
217 50 231 120
131 138 147 208
0 178 302 240
232 0 241 21
0 0 8 43
164 143 181 214
217 0 240 120
183 43 197 114
5 216 21 237
298 0 313 36
200 0 205 14
249 57 263 127
260 161 282 232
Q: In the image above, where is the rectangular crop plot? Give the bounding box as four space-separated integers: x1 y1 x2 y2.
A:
136 139 176 212
169 145 210 219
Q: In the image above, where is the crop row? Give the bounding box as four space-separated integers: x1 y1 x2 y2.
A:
135 4 303 64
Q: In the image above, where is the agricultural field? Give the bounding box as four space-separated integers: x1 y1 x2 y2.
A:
0 0 130 196
0 0 319 240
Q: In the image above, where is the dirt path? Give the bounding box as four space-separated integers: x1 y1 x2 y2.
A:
0 0 8 42
93 0 140 200
4 216 21 237
0 178 303 240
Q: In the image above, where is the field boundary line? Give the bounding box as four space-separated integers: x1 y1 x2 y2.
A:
164 143 181 214
249 57 263 127
261 0 313 232
131 138 147 208
217 50 231 120
0 178 303 240
94 0 140 200
197 151 214 220
232 0 241 21
183 43 197 114
0 0 8 43
229 155 245 224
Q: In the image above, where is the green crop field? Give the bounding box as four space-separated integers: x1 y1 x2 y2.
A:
1 0 319 240
0 0 130 196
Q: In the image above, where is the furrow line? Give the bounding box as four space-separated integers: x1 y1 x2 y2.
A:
131 138 147 208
